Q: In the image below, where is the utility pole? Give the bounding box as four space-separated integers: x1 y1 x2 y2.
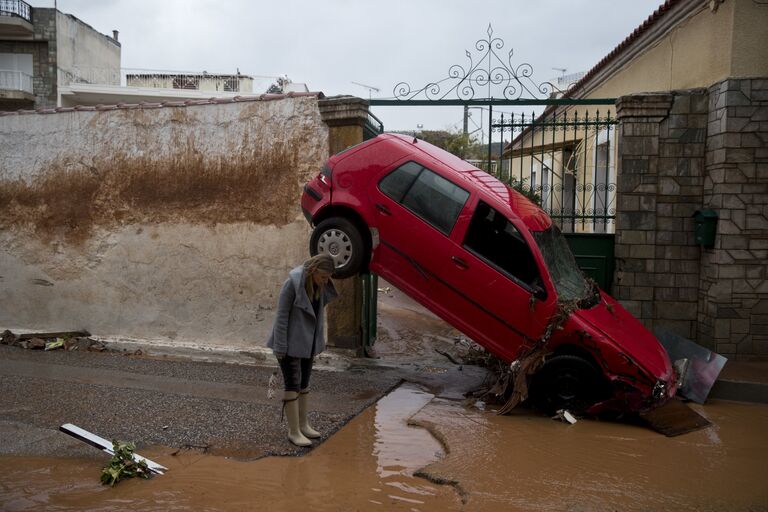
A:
463 105 469 136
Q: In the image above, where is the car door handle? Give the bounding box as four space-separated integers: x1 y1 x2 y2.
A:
451 256 469 269
375 203 391 215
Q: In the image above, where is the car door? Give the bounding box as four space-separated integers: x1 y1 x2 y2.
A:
431 197 557 361
367 159 471 304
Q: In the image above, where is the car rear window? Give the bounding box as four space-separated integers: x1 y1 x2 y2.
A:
379 162 469 235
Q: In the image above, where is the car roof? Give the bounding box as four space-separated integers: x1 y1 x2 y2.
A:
384 133 553 231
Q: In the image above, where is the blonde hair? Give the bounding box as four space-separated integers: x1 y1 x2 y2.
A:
304 253 335 300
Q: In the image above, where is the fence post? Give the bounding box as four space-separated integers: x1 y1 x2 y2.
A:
318 96 369 352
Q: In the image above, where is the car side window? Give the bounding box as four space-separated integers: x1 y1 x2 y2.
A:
463 201 541 288
379 162 469 235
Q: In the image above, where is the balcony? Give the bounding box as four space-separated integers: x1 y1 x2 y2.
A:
0 69 34 102
0 0 34 39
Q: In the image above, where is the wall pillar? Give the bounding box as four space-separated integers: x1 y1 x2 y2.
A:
614 90 708 340
318 95 369 351
701 78 768 358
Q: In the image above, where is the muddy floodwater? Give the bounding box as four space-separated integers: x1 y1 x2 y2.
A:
2 385 767 511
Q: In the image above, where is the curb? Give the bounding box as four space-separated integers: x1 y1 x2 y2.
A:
709 379 768 404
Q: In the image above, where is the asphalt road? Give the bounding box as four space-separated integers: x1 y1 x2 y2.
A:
0 344 489 461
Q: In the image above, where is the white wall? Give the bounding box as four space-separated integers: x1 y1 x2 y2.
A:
0 96 329 349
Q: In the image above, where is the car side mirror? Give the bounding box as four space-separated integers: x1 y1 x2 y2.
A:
532 286 547 301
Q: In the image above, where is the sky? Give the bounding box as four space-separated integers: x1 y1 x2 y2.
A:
32 0 664 134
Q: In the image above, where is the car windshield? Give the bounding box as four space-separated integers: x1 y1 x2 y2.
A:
532 226 594 305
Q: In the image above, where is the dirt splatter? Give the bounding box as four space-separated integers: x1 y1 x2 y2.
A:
0 142 303 243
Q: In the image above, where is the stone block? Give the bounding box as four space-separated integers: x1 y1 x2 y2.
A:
720 235 749 250
716 343 737 355
619 299 641 317
675 274 699 288
655 319 693 338
746 215 768 230
691 93 709 114
659 178 680 195
630 286 654 301
741 133 766 148
656 301 698 320
619 195 640 211
641 301 654 319
670 260 699 274
732 319 750 333
618 230 647 244
657 217 682 231
746 265 766 279
654 287 679 300
679 287 699 302
622 158 650 174
714 319 731 338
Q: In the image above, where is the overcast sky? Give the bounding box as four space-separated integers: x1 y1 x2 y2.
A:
33 0 663 133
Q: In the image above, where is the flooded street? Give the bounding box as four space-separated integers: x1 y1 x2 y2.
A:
0 384 460 511
2 285 767 511
2 384 767 511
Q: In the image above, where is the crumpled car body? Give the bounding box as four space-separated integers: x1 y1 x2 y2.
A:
301 133 677 413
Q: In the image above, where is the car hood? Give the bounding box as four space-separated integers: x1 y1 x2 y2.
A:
572 292 673 383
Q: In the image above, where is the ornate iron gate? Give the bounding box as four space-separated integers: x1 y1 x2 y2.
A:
366 24 619 291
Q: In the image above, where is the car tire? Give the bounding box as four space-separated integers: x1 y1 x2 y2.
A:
529 354 607 415
310 217 365 279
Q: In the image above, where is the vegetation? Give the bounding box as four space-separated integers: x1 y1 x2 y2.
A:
101 440 151 486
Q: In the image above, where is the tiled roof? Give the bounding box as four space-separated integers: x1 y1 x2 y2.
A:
0 91 325 117
564 0 679 98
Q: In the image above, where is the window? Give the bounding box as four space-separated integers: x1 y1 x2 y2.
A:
463 201 541 288
379 162 469 235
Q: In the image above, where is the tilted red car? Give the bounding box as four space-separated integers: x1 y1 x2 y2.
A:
301 133 677 414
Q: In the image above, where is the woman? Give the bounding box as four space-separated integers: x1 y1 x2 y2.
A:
267 254 338 446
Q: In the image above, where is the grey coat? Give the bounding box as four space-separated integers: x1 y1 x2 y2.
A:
266 265 338 358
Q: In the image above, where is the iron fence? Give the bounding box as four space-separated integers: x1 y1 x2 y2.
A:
0 0 31 22
492 109 617 233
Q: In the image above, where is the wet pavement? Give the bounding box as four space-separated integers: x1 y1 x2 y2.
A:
1 284 767 511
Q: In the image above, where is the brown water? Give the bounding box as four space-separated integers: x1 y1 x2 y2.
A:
413 398 768 511
0 383 459 511
2 386 767 511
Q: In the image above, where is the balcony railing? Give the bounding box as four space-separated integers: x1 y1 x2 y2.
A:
0 0 32 22
0 69 33 94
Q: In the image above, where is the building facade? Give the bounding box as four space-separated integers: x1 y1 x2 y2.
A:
0 0 120 111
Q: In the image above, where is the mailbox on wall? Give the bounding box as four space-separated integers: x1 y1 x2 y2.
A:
692 208 718 247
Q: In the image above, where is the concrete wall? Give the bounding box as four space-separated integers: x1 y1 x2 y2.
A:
614 79 768 359
56 11 120 87
0 95 329 349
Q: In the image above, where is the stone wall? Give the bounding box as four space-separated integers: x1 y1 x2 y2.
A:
700 78 768 357
0 95 329 349
614 79 768 359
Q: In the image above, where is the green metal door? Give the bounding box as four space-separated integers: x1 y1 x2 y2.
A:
563 233 615 293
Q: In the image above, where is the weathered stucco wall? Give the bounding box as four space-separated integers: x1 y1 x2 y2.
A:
0 95 328 348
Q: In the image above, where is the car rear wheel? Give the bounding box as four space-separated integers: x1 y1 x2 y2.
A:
529 354 608 414
310 217 365 279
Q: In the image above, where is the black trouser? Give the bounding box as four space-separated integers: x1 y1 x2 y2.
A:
278 355 314 392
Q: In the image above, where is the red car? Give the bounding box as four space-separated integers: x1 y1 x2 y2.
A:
301 133 677 414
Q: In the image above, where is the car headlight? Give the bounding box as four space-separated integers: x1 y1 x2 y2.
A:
652 380 667 401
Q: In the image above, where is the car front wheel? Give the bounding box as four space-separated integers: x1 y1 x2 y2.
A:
529 354 608 414
310 217 365 279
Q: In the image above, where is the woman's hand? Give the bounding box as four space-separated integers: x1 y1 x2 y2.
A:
275 351 286 360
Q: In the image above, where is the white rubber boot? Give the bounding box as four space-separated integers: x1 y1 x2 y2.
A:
283 391 311 447
298 390 321 439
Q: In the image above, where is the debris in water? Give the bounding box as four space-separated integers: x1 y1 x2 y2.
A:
475 400 486 411
553 409 577 424
101 440 152 486
59 423 167 475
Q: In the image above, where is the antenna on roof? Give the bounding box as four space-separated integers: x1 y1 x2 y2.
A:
351 81 380 100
